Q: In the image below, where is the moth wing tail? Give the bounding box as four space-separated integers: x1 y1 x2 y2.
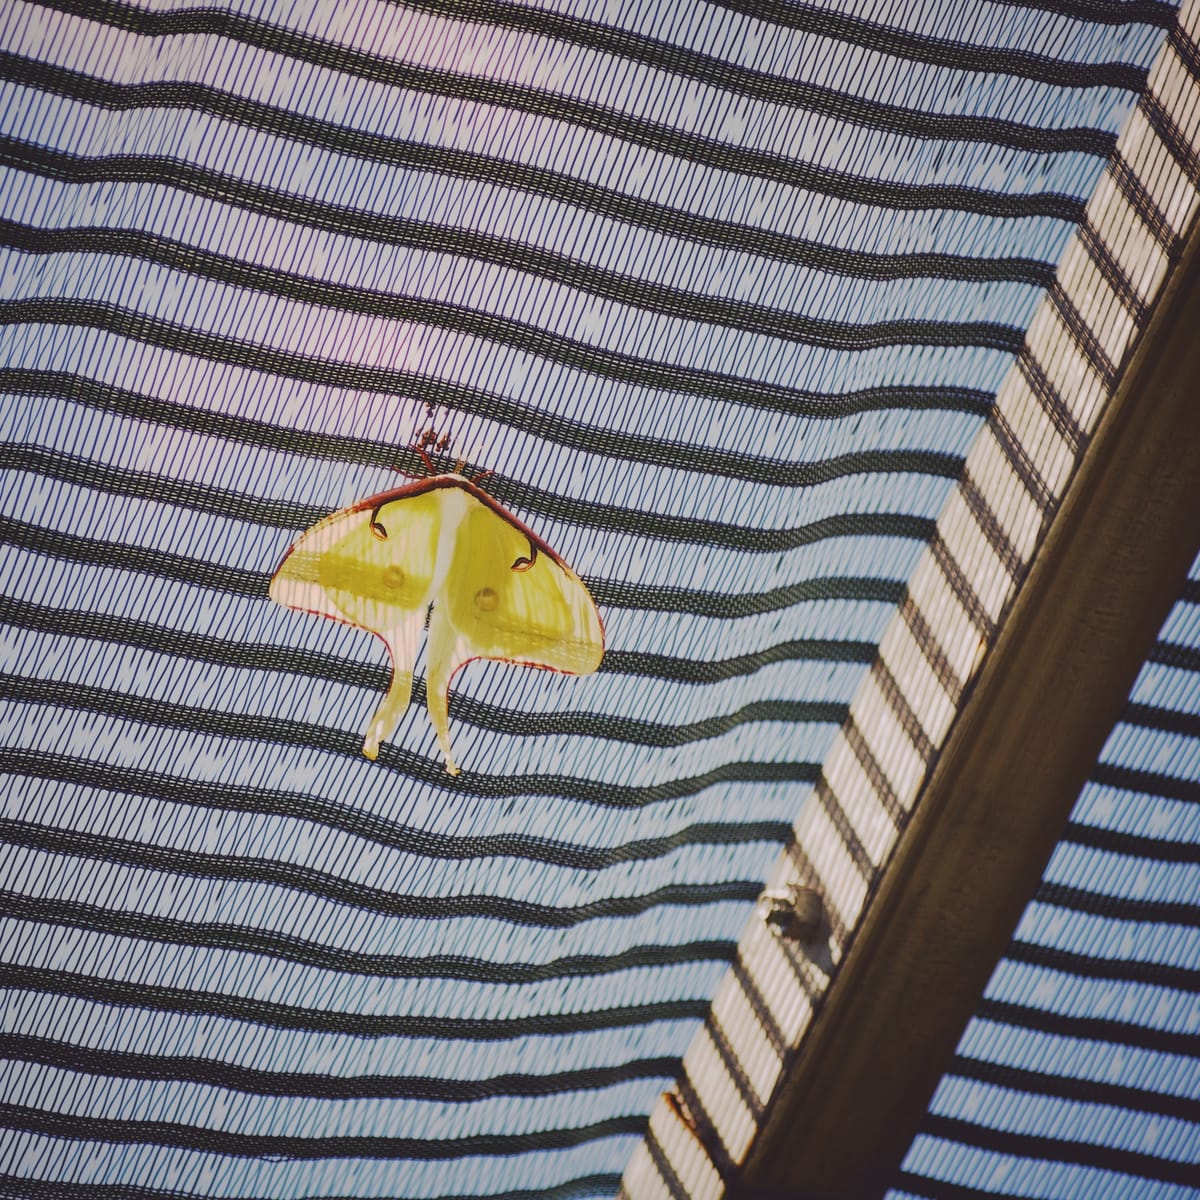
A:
425 607 468 775
362 668 414 761
361 616 423 761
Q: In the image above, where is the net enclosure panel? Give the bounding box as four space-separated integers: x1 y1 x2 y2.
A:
0 2 1188 1198
625 2 1200 1192
890 551 1200 1200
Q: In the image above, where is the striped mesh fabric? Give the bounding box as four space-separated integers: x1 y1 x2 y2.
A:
891 555 1200 1199
0 2 1182 1197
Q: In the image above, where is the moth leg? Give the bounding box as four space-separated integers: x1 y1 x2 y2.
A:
362 615 423 761
424 606 464 776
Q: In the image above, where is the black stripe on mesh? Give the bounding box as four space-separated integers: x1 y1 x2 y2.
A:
984 0 1177 27
0 819 763 930
0 747 795 871
1035 880 1200 927
987 404 1054 514
1121 700 1200 739
1047 278 1118 389
870 654 935 764
812 775 874 878
1147 638 1200 672
0 1175 624 1200
0 963 710 1040
1142 91 1200 189
0 516 265 597
1 673 825 801
1181 578 1200 605
0 420 954 558
0 889 738 982
1171 23 1200 82
1092 763 1200 806
590 576 906 619
930 531 997 637
949 1052 1200 1123
976 997 1200 1058
1015 350 1085 454
843 718 905 827
0 593 851 746
0 1101 648 1160
959 468 1024 580
675 1069 735 1175
731 954 789 1059
1 305 1021 412
0 434 956 549
702 1012 765 1121
644 1126 693 1200
0 216 1026 396
900 594 965 704
29 0 1137 160
0 504 910 628
1007 938 1200 991
0 1033 678 1102
713 0 1152 89
0 135 1089 277
892 1169 1016 1200
0 222 1008 453
1077 218 1150 325
0 367 993 453
609 638 876 682
405 0 1122 153
0 122 1055 307
1107 149 1177 255
0 509 931 595
0 439 326 530
921 1112 1200 1186
1063 818 1200 865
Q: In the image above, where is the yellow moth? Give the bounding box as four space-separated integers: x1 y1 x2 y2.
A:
269 468 604 775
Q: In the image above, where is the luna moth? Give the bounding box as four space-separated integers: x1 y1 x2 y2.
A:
269 467 604 775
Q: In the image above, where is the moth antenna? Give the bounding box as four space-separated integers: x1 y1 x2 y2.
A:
453 457 466 475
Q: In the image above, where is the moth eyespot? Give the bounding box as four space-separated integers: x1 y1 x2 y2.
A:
382 566 405 591
474 588 499 612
